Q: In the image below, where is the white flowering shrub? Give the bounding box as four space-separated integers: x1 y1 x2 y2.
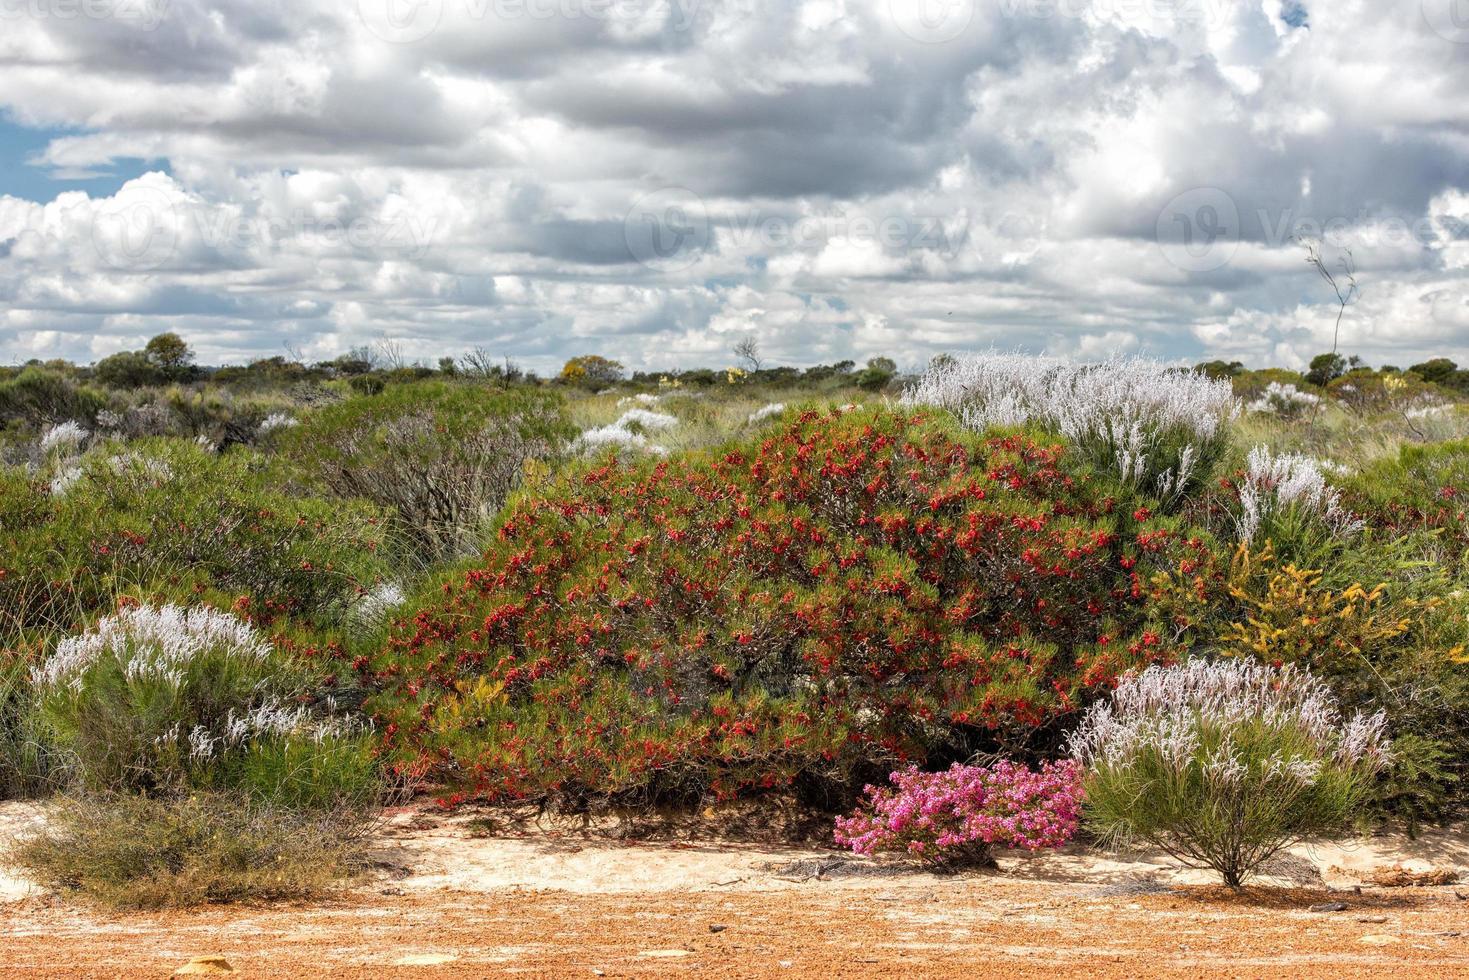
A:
574 408 679 457
39 421 89 455
1404 399 1451 421
48 465 83 498
34 605 372 805
1236 445 1363 547
346 581 407 637
1247 382 1320 418
1071 658 1390 888
748 402 786 424
905 353 1238 504
257 412 300 436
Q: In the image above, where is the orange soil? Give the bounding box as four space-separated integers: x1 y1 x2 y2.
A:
3 804 1467 978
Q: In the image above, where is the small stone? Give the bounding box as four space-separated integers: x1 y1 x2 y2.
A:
709 924 728 933
1309 901 1348 913
1358 915 1389 924
174 956 234 976
381 887 404 896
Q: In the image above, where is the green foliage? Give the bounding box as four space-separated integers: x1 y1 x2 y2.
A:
1074 660 1388 888
1195 360 1245 380
0 367 106 427
143 332 195 377
368 408 1198 805
854 357 898 391
10 791 369 909
0 646 54 798
1305 353 1350 388
0 439 389 643
284 381 574 561
1345 438 1469 551
1150 531 1469 824
32 604 375 803
93 350 166 389
1409 358 1469 393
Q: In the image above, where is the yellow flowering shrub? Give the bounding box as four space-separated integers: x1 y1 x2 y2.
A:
1216 543 1421 668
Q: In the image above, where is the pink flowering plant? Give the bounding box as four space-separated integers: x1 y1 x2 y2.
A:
832 760 1084 870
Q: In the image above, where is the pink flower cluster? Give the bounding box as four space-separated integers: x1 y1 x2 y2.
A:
833 760 1083 866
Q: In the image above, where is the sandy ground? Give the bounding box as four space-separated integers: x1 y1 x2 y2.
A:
1 801 1467 978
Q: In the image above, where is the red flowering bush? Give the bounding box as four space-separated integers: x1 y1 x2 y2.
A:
369 407 1199 804
833 760 1083 868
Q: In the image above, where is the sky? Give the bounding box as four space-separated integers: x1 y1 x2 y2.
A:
0 0 1466 375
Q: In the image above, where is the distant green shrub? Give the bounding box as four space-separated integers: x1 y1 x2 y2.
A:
11 791 369 909
0 367 106 427
285 381 574 560
0 439 389 642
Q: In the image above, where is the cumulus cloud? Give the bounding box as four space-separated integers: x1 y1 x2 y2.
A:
0 0 1466 371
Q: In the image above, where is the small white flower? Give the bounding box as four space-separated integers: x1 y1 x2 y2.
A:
748 403 786 424
349 581 408 633
574 408 678 456
39 421 89 454
49 465 83 497
258 413 300 435
905 353 1238 502
1247 382 1320 416
1236 445 1362 544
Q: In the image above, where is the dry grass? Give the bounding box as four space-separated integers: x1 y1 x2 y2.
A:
7 791 372 909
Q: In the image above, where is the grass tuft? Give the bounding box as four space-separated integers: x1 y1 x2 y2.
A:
9 791 373 909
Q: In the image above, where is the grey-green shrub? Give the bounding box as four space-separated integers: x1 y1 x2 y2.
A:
33 604 374 804
1070 658 1390 888
0 439 390 644
284 381 575 560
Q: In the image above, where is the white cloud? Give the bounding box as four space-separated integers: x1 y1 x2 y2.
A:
0 0 1466 372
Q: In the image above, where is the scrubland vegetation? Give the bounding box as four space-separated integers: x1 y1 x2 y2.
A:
2 336 1468 903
